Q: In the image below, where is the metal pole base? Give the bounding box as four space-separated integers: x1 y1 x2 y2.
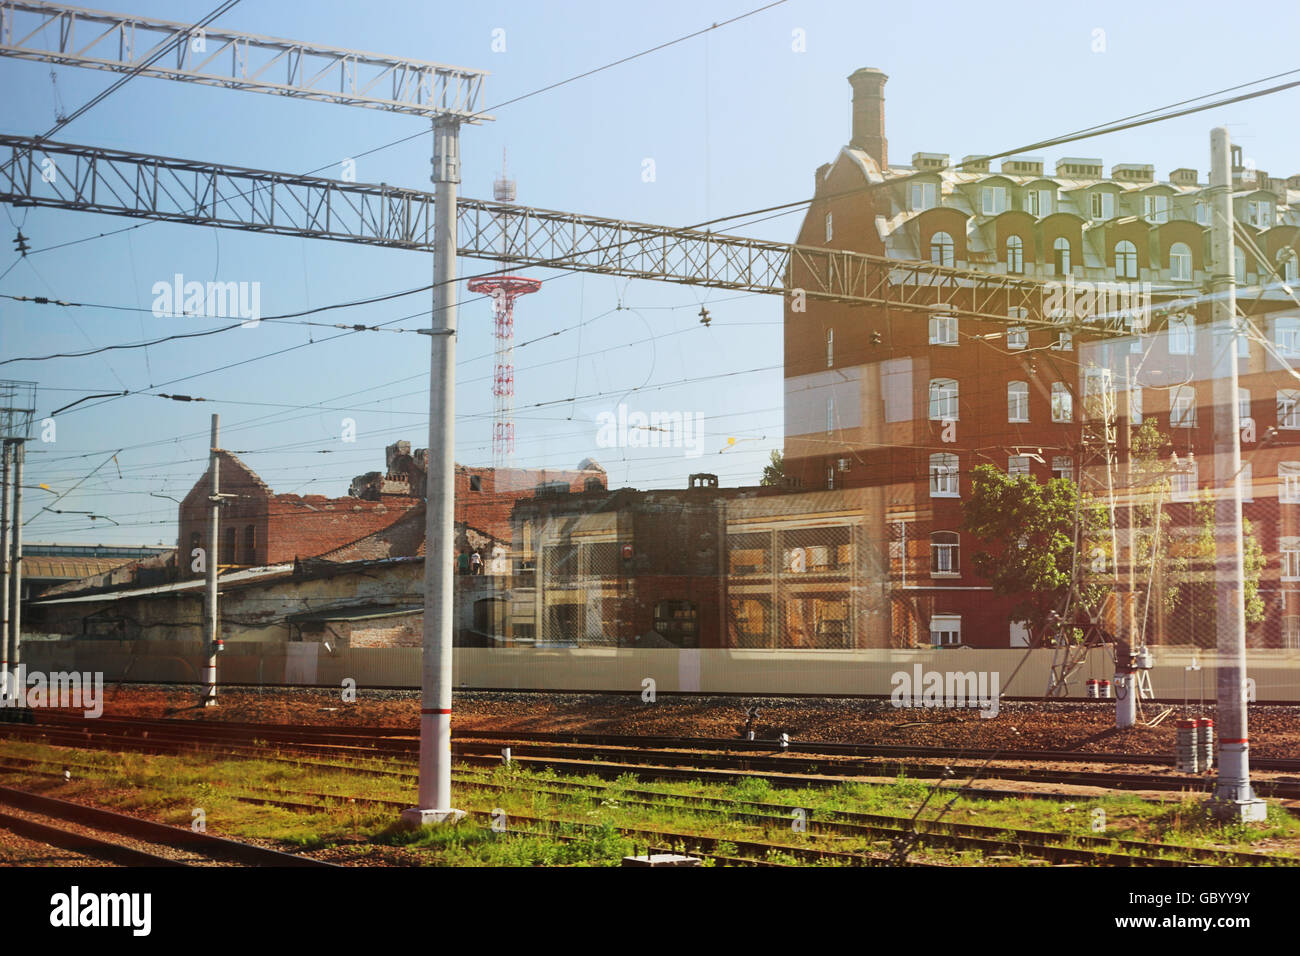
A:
1207 796 1267 824
400 807 467 828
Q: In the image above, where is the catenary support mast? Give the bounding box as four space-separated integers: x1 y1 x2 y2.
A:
1208 127 1265 821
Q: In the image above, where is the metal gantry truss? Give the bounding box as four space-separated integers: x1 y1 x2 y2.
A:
0 1 489 120
0 133 1141 328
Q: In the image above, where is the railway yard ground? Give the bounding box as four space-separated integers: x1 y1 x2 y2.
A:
0 684 1297 867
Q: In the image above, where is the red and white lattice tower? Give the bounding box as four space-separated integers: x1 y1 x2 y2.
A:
467 275 540 470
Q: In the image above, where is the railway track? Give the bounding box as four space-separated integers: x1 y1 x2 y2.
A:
7 713 1300 805
27 712 1300 773
2 745 1292 868
0 784 339 867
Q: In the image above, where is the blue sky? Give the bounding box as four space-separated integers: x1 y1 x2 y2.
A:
3 0 1300 546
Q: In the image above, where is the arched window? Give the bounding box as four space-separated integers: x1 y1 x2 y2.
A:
929 378 959 421
930 531 960 575
1169 242 1192 280
1051 382 1073 422
1006 235 1024 274
1008 381 1029 422
930 231 955 267
929 453 959 497
1053 237 1071 276
1115 240 1138 279
1280 248 1299 283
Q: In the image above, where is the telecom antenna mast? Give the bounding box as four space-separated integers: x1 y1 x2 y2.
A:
467 150 540 475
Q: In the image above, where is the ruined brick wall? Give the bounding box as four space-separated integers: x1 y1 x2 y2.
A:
177 451 272 578
349 617 423 648
265 494 421 564
456 465 606 542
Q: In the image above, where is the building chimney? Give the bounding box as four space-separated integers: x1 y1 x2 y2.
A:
848 68 888 169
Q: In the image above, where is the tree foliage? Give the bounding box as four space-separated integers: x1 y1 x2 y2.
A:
962 464 1106 642
760 449 786 487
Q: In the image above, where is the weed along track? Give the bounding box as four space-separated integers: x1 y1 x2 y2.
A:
1 717 1296 867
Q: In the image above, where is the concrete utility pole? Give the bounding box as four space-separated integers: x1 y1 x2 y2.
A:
203 415 221 706
1208 127 1266 822
402 117 465 826
1 441 10 689
6 440 23 681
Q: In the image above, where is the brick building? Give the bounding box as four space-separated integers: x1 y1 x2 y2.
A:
783 67 1300 648
178 442 608 577
506 476 890 649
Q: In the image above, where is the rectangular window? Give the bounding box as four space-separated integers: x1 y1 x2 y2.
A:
1168 316 1195 355
826 328 834 368
929 314 958 346
1052 456 1074 483
910 182 936 211
1007 326 1028 350
1239 462 1253 502
930 615 961 647
1250 200 1272 228
1129 387 1143 424
1275 319 1300 358
826 397 835 434
825 212 833 242
930 454 959 497
1196 202 1210 226
1171 387 1197 428
1052 331 1073 351
1282 543 1300 582
1025 189 1053 217
1279 390 1300 429
982 186 1006 215
1091 191 1114 220
1051 383 1073 423
1171 460 1198 502
1008 383 1029 423
1144 194 1169 223
1008 456 1031 477
1280 462 1300 503
1284 616 1300 649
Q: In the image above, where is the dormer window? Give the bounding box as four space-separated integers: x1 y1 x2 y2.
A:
982 185 1008 215
1090 191 1115 221
1248 200 1273 228
1144 194 1169 223
910 182 937 211
1024 188 1054 217
1196 201 1210 226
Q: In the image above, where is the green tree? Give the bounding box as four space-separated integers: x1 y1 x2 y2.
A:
760 449 786 487
962 464 1107 643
